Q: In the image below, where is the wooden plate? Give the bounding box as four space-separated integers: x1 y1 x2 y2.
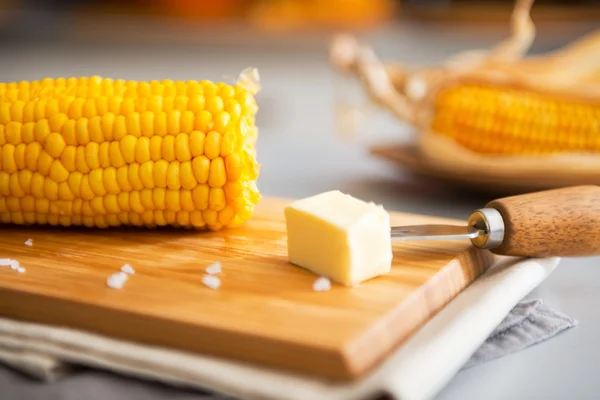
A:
371 138 600 195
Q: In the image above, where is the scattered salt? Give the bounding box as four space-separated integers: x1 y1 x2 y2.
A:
9 260 20 270
313 277 331 292
24 239 33 247
0 259 26 273
121 264 135 275
106 272 129 289
202 275 221 290
205 262 222 275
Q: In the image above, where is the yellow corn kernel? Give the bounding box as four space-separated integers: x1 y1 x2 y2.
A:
166 160 181 190
161 135 175 161
149 136 162 161
208 157 226 188
89 168 107 196
128 163 144 191
179 161 197 190
205 131 221 160
45 132 66 158
140 189 154 210
60 146 77 172
109 141 126 168
68 172 83 197
117 192 130 212
153 188 166 210
61 119 77 145
175 133 191 162
209 187 226 210
98 141 111 168
192 155 210 183
192 184 209 210
89 116 104 143
14 143 26 170
141 111 154 137
120 135 137 163
49 160 69 183
80 175 95 200
190 210 205 227
36 150 53 175
18 170 32 194
116 166 132 192
103 167 120 194
75 146 90 173
189 130 205 156
73 118 89 145
34 119 50 143
139 160 155 189
10 173 25 197
181 189 194 212
165 189 181 212
58 182 75 201
153 159 168 188
6 121 22 145
203 208 218 226
104 194 120 214
44 178 59 201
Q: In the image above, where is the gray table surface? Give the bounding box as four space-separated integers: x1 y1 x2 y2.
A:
1 14 600 400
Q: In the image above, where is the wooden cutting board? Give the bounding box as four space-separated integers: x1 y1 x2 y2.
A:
0 197 495 381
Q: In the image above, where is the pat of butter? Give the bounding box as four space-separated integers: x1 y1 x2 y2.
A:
284 190 393 286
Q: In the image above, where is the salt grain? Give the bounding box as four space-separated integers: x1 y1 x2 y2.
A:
313 277 331 292
202 275 221 290
205 262 222 275
0 259 12 267
24 239 33 247
106 272 129 289
17 267 25 273
9 260 20 270
121 264 135 275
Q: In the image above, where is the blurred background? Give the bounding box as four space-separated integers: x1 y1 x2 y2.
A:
0 0 599 216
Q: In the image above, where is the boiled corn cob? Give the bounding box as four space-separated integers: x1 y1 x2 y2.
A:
0 69 261 230
430 81 600 155
330 0 600 157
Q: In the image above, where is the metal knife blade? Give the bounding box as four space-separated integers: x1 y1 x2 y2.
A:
391 224 485 241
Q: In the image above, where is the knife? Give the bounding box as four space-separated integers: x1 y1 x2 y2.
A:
391 185 600 258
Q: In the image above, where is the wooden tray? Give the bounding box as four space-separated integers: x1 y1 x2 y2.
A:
0 197 495 381
371 142 600 195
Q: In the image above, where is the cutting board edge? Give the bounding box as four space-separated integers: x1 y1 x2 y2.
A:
0 285 354 380
338 245 496 379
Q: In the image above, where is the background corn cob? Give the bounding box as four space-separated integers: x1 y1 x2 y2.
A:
330 0 600 157
0 70 261 230
430 81 600 155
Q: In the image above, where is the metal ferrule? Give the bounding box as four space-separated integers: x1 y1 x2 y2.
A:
467 208 505 250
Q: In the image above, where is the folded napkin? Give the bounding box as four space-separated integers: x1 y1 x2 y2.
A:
0 256 575 400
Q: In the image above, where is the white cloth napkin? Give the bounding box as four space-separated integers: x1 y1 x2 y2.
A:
0 256 562 400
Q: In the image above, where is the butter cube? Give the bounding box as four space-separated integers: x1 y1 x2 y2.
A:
284 190 393 286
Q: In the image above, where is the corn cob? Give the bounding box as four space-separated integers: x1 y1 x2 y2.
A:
429 79 600 155
0 69 261 230
330 0 600 157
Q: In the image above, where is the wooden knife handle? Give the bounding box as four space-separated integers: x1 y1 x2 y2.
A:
485 185 600 258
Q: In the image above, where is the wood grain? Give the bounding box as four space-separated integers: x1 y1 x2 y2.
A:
486 185 600 257
0 197 495 381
